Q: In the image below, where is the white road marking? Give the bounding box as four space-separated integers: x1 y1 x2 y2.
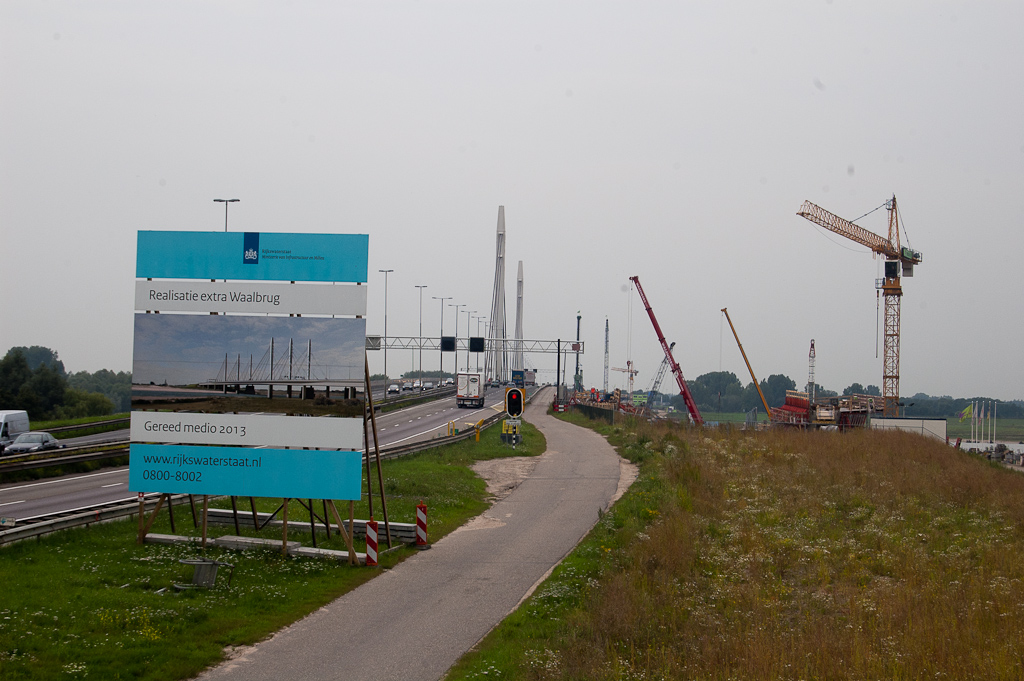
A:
0 468 125 493
101 483 123 488
0 500 26 507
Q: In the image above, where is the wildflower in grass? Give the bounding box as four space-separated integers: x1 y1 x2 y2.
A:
62 661 87 676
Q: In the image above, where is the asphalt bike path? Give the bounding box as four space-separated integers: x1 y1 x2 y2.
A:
196 389 628 681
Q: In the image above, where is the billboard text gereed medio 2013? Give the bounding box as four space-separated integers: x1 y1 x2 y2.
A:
130 230 369 501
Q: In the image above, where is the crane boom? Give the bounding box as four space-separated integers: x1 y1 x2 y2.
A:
630 276 703 425
797 200 897 258
646 342 674 403
721 308 771 417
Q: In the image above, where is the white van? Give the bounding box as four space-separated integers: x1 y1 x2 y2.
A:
0 410 31 452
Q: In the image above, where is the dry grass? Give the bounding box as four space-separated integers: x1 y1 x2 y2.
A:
453 420 1024 680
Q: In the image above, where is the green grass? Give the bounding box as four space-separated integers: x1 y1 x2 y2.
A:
946 417 1024 441
31 413 130 440
0 420 545 681
448 413 1024 680
31 413 129 430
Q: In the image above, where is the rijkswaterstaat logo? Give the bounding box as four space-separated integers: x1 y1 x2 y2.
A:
243 232 259 265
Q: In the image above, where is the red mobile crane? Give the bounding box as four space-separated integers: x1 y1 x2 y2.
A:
630 276 704 425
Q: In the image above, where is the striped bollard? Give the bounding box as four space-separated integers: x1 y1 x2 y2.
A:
415 501 430 550
365 518 378 567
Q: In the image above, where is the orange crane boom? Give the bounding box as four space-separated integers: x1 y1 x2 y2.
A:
721 308 771 417
796 196 923 417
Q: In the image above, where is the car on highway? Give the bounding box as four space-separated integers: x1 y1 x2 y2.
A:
402 382 414 392
413 379 422 390
4 431 64 454
387 384 400 394
422 381 435 391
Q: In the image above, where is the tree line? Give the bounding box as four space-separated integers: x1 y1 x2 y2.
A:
664 370 1023 419
0 346 130 420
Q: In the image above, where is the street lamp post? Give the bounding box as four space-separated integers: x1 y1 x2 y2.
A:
213 199 239 232
432 296 452 378
449 303 465 372
379 269 393 401
464 310 476 375
415 285 427 380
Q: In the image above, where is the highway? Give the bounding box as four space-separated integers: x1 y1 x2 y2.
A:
0 387 510 521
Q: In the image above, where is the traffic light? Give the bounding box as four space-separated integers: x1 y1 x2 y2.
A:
505 387 524 417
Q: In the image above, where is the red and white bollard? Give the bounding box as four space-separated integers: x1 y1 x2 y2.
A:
365 518 378 567
415 501 430 550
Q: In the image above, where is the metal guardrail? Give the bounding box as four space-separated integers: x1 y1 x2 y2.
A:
0 494 188 546
43 417 130 434
0 446 130 472
0 388 541 545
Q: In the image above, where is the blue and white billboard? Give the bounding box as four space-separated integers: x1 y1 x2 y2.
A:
130 230 368 500
136 231 368 283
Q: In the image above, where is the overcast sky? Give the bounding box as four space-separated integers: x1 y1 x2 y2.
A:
2 2 1021 400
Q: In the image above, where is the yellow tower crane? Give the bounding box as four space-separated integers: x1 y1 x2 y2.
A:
796 196 922 417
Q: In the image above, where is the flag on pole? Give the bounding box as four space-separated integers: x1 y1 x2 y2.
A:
959 403 973 422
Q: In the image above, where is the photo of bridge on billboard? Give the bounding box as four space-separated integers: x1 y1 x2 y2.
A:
131 313 366 414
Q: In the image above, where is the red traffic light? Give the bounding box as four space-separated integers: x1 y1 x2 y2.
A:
505 388 524 417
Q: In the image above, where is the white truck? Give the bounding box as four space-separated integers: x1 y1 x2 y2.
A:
0 410 30 452
456 372 485 408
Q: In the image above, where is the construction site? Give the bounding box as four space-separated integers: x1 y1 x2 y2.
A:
560 195 928 433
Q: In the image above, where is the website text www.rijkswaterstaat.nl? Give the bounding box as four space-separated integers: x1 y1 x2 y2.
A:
138 452 261 484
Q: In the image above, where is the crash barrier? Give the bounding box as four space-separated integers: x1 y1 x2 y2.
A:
0 493 190 547
571 403 617 424
42 417 131 435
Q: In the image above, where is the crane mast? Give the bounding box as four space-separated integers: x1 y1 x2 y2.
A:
797 196 922 417
808 339 816 403
629 276 703 425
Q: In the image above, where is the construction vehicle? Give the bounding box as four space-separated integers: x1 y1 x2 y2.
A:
797 196 922 417
630 276 703 426
720 308 771 417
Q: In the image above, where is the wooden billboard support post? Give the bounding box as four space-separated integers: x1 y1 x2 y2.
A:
364 354 392 548
137 493 170 544
281 498 289 556
201 495 209 550
326 500 356 565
